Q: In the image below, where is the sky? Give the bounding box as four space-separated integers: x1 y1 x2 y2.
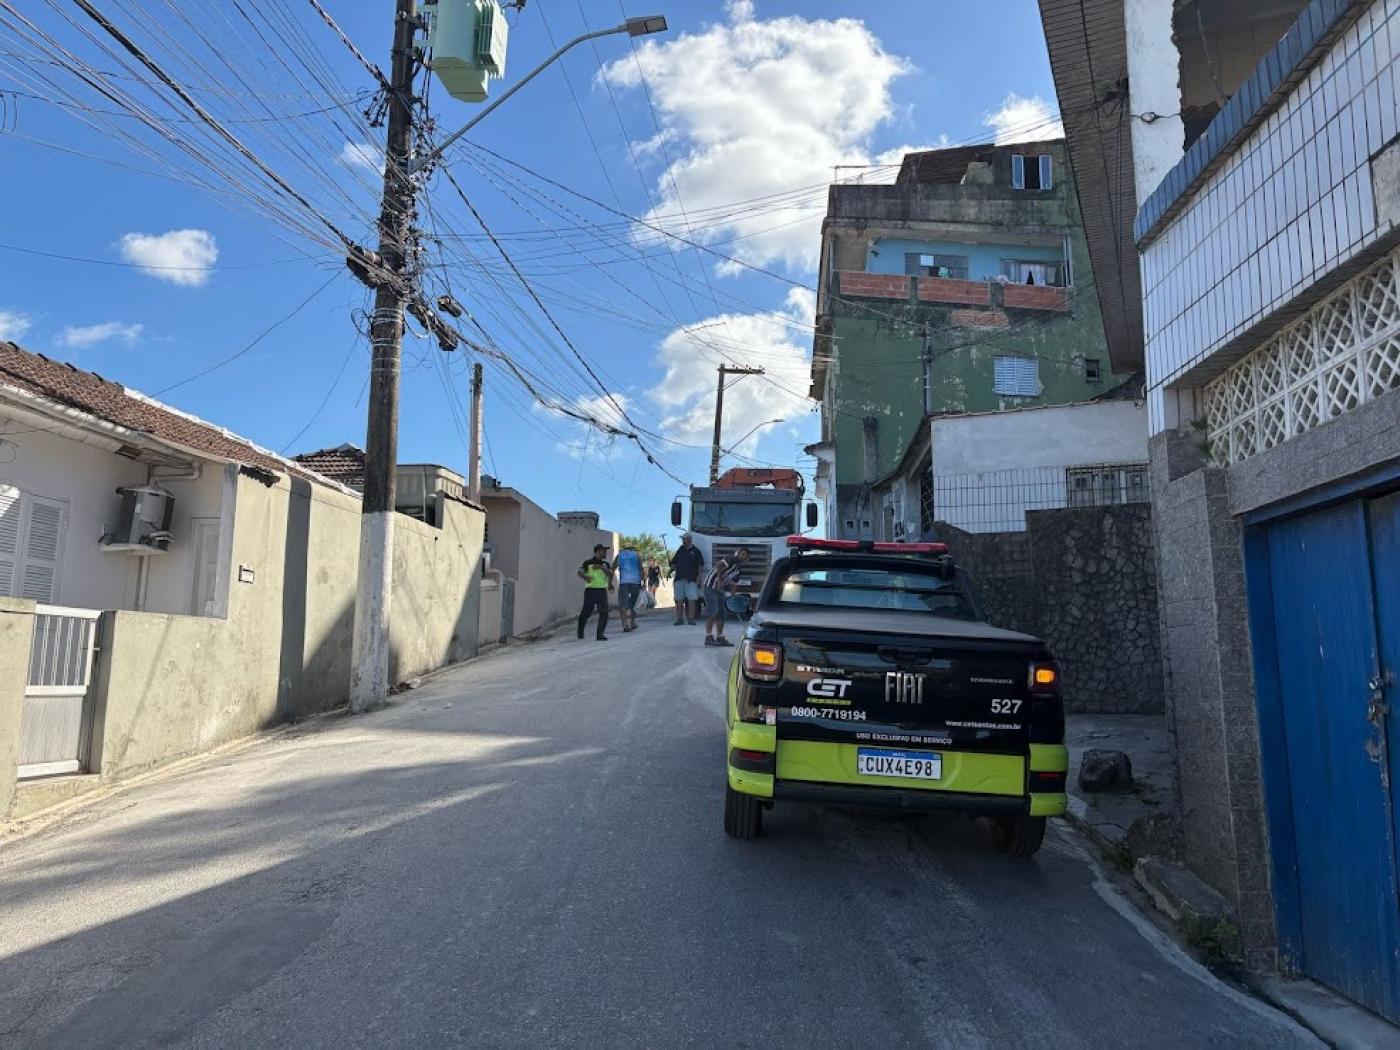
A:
0 0 1064 540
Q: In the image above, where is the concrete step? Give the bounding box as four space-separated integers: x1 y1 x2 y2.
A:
11 773 103 819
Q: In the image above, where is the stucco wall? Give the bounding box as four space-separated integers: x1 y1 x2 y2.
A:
0 597 35 817
931 401 1148 474
481 487 617 638
88 468 485 780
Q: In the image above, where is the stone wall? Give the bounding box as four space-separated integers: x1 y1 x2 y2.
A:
934 503 1164 714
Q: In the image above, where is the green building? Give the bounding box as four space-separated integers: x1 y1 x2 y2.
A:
808 140 1137 539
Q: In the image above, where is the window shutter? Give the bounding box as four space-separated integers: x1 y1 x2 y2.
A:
994 356 1039 396
18 496 64 603
1011 154 1025 190
1040 154 1053 189
0 485 19 597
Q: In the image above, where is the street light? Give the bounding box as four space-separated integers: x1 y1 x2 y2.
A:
410 14 669 174
724 418 785 455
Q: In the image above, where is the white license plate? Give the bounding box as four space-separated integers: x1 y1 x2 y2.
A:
856 748 942 780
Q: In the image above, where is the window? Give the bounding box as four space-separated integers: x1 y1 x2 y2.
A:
994 356 1040 397
1000 259 1064 286
776 564 977 620
904 252 968 280
689 501 795 537
0 484 66 603
1011 153 1053 190
1084 358 1102 382
1065 465 1149 507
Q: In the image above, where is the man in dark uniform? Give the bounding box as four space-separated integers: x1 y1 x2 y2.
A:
577 544 614 641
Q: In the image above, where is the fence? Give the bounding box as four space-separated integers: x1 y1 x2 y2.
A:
925 462 1150 534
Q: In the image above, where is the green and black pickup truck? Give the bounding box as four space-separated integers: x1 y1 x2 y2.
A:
723 537 1068 857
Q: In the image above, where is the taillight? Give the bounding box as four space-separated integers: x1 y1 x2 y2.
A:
1029 661 1060 696
741 640 783 682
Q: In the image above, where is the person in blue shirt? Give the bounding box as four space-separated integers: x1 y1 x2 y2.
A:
614 543 644 633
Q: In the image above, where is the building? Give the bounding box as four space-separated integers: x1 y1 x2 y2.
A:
0 340 486 818
1043 0 1400 1023
809 140 1138 540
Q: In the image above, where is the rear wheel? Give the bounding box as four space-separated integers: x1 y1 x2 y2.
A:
724 784 763 839
996 815 1046 858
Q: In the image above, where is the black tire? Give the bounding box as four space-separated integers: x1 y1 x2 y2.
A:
724 784 763 839
997 815 1046 857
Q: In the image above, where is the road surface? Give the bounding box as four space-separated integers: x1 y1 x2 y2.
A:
0 611 1318 1048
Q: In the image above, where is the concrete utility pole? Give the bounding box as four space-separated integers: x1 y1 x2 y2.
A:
710 364 764 483
350 0 418 713
469 361 483 502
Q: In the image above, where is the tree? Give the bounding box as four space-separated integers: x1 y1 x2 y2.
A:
620 532 669 566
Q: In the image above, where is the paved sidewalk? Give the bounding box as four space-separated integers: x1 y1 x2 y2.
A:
1065 713 1173 855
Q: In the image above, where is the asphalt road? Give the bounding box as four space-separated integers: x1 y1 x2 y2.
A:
0 609 1319 1048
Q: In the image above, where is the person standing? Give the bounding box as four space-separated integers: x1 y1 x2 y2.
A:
702 547 750 647
577 544 613 641
646 558 662 601
669 533 704 626
614 542 643 633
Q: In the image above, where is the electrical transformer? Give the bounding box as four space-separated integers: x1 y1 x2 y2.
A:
426 0 508 103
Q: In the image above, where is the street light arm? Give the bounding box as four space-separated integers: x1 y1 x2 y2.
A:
411 20 651 174
724 418 785 454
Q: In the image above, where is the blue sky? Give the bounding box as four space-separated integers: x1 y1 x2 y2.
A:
0 0 1062 539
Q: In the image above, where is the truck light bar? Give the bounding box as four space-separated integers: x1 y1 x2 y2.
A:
786 536 950 555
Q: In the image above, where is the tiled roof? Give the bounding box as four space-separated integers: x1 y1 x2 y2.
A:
0 340 350 492
292 444 366 491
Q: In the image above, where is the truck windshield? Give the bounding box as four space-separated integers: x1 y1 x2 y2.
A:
775 565 978 620
691 501 794 537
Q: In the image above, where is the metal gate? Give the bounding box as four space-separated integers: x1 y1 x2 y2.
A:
1246 490 1400 1023
17 605 100 779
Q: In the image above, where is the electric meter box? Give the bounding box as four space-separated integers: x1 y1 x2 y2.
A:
427 0 508 103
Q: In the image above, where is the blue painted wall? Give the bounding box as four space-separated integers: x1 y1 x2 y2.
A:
866 237 1064 280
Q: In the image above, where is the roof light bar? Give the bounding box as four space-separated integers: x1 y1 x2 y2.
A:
786 536 862 551
871 541 949 554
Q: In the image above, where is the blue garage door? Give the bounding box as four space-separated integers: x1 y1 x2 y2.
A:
1254 493 1400 1022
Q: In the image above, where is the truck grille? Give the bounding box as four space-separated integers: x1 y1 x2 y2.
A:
713 543 771 592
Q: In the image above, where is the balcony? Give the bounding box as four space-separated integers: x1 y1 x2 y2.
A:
835 270 1070 313
1003 284 1070 312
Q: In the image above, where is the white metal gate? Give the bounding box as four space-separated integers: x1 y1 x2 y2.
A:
17 605 100 779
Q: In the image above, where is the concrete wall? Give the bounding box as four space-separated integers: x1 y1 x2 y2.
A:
478 575 503 648
481 487 617 638
0 417 225 615
931 401 1148 474
87 468 485 781
0 597 35 817
933 504 1164 715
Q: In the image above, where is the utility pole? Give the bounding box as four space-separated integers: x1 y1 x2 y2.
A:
469 361 483 501
350 0 418 713
710 364 764 483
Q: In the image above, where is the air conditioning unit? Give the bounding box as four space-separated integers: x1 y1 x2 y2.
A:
104 485 175 552
426 0 508 103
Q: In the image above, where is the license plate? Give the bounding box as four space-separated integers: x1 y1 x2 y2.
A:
856 748 942 780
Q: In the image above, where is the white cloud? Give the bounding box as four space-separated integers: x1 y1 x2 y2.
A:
984 93 1064 144
601 13 912 274
648 287 815 457
724 0 755 21
57 321 144 349
339 141 383 175
0 308 32 342
536 392 633 459
118 229 218 286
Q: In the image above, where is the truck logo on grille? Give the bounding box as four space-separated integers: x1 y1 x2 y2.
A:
885 672 926 705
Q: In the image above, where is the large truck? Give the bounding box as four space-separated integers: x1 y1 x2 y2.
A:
671 468 818 596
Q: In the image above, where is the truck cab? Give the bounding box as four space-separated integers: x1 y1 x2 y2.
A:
672 468 817 596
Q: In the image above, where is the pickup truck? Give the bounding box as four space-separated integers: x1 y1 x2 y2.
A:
723 537 1068 857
